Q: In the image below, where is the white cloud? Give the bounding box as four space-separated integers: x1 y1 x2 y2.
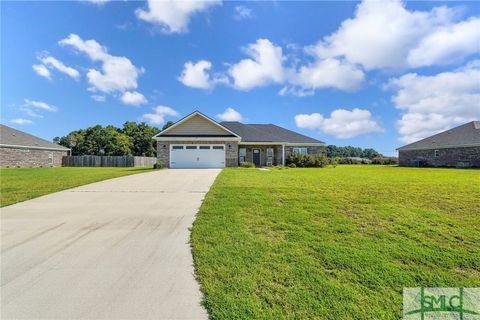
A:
310 0 477 70
291 58 365 92
234 6 252 20
10 118 33 125
59 34 143 95
141 105 179 125
178 60 214 89
23 99 57 112
135 0 221 33
91 95 106 102
32 64 51 80
120 91 148 106
216 107 243 122
83 0 111 4
39 56 80 80
229 39 285 90
295 108 384 139
387 61 480 144
407 17 480 67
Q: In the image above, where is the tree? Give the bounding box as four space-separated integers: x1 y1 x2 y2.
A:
122 121 160 157
58 125 132 156
58 122 162 156
162 121 174 131
325 145 382 159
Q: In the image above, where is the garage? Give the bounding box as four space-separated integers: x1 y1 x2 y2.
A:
170 145 225 168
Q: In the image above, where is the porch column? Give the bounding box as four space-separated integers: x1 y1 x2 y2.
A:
282 144 285 166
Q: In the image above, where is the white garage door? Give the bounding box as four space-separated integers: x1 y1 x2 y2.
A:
170 145 225 168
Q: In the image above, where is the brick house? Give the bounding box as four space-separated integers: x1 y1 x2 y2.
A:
154 111 324 168
0 124 70 167
397 121 480 168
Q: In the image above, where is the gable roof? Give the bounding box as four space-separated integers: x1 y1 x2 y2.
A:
0 124 70 151
154 111 241 139
220 122 324 144
397 121 480 151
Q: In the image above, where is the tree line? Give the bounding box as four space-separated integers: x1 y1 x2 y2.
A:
324 145 382 159
54 121 174 157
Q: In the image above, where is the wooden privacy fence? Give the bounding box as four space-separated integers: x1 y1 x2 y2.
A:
62 156 157 167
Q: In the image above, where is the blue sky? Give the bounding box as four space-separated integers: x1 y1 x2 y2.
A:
1 0 479 156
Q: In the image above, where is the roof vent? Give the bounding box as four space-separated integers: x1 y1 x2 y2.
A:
12 133 15 136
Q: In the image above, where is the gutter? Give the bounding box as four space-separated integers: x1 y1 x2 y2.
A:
0 143 71 152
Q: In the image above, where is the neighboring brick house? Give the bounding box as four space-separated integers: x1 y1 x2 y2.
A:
397 121 480 168
154 111 324 168
0 124 70 167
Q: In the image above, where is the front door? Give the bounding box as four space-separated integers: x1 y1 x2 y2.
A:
252 149 261 167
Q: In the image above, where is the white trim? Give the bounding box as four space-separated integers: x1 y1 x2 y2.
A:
285 143 324 146
282 144 285 166
397 143 480 151
239 142 324 146
155 136 241 142
0 143 70 152
154 111 241 139
252 148 261 166
239 142 280 145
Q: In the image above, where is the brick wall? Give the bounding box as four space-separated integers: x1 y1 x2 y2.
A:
0 147 67 167
156 141 239 168
241 145 282 166
399 146 480 168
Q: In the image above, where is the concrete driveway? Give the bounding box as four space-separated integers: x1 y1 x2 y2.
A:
1 169 221 320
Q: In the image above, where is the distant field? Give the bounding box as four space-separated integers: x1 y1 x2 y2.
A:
191 166 480 319
0 167 153 207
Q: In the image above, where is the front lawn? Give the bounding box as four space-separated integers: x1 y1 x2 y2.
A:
191 166 480 319
0 167 153 207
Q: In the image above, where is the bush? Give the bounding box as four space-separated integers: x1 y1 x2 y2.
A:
371 157 399 165
153 160 166 169
240 161 255 168
336 157 371 165
286 154 329 168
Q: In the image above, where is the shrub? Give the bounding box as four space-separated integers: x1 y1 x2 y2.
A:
153 160 166 169
286 154 329 168
336 157 371 165
371 157 399 165
288 163 296 168
240 161 255 168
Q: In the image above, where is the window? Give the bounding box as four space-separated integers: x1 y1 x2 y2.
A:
292 147 308 155
186 146 197 150
434 149 439 157
199 146 210 150
267 148 274 157
172 146 183 150
239 148 246 163
212 146 224 150
48 152 53 165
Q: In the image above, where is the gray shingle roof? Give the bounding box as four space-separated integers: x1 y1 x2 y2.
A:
220 122 324 144
0 124 70 151
397 121 480 151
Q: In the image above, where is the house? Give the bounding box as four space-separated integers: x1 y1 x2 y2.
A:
0 124 70 167
154 111 324 168
397 121 480 168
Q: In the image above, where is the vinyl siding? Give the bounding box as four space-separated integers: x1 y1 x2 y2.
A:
167 115 232 135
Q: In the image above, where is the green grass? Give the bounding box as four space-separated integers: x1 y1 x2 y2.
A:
191 166 480 319
0 167 153 207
